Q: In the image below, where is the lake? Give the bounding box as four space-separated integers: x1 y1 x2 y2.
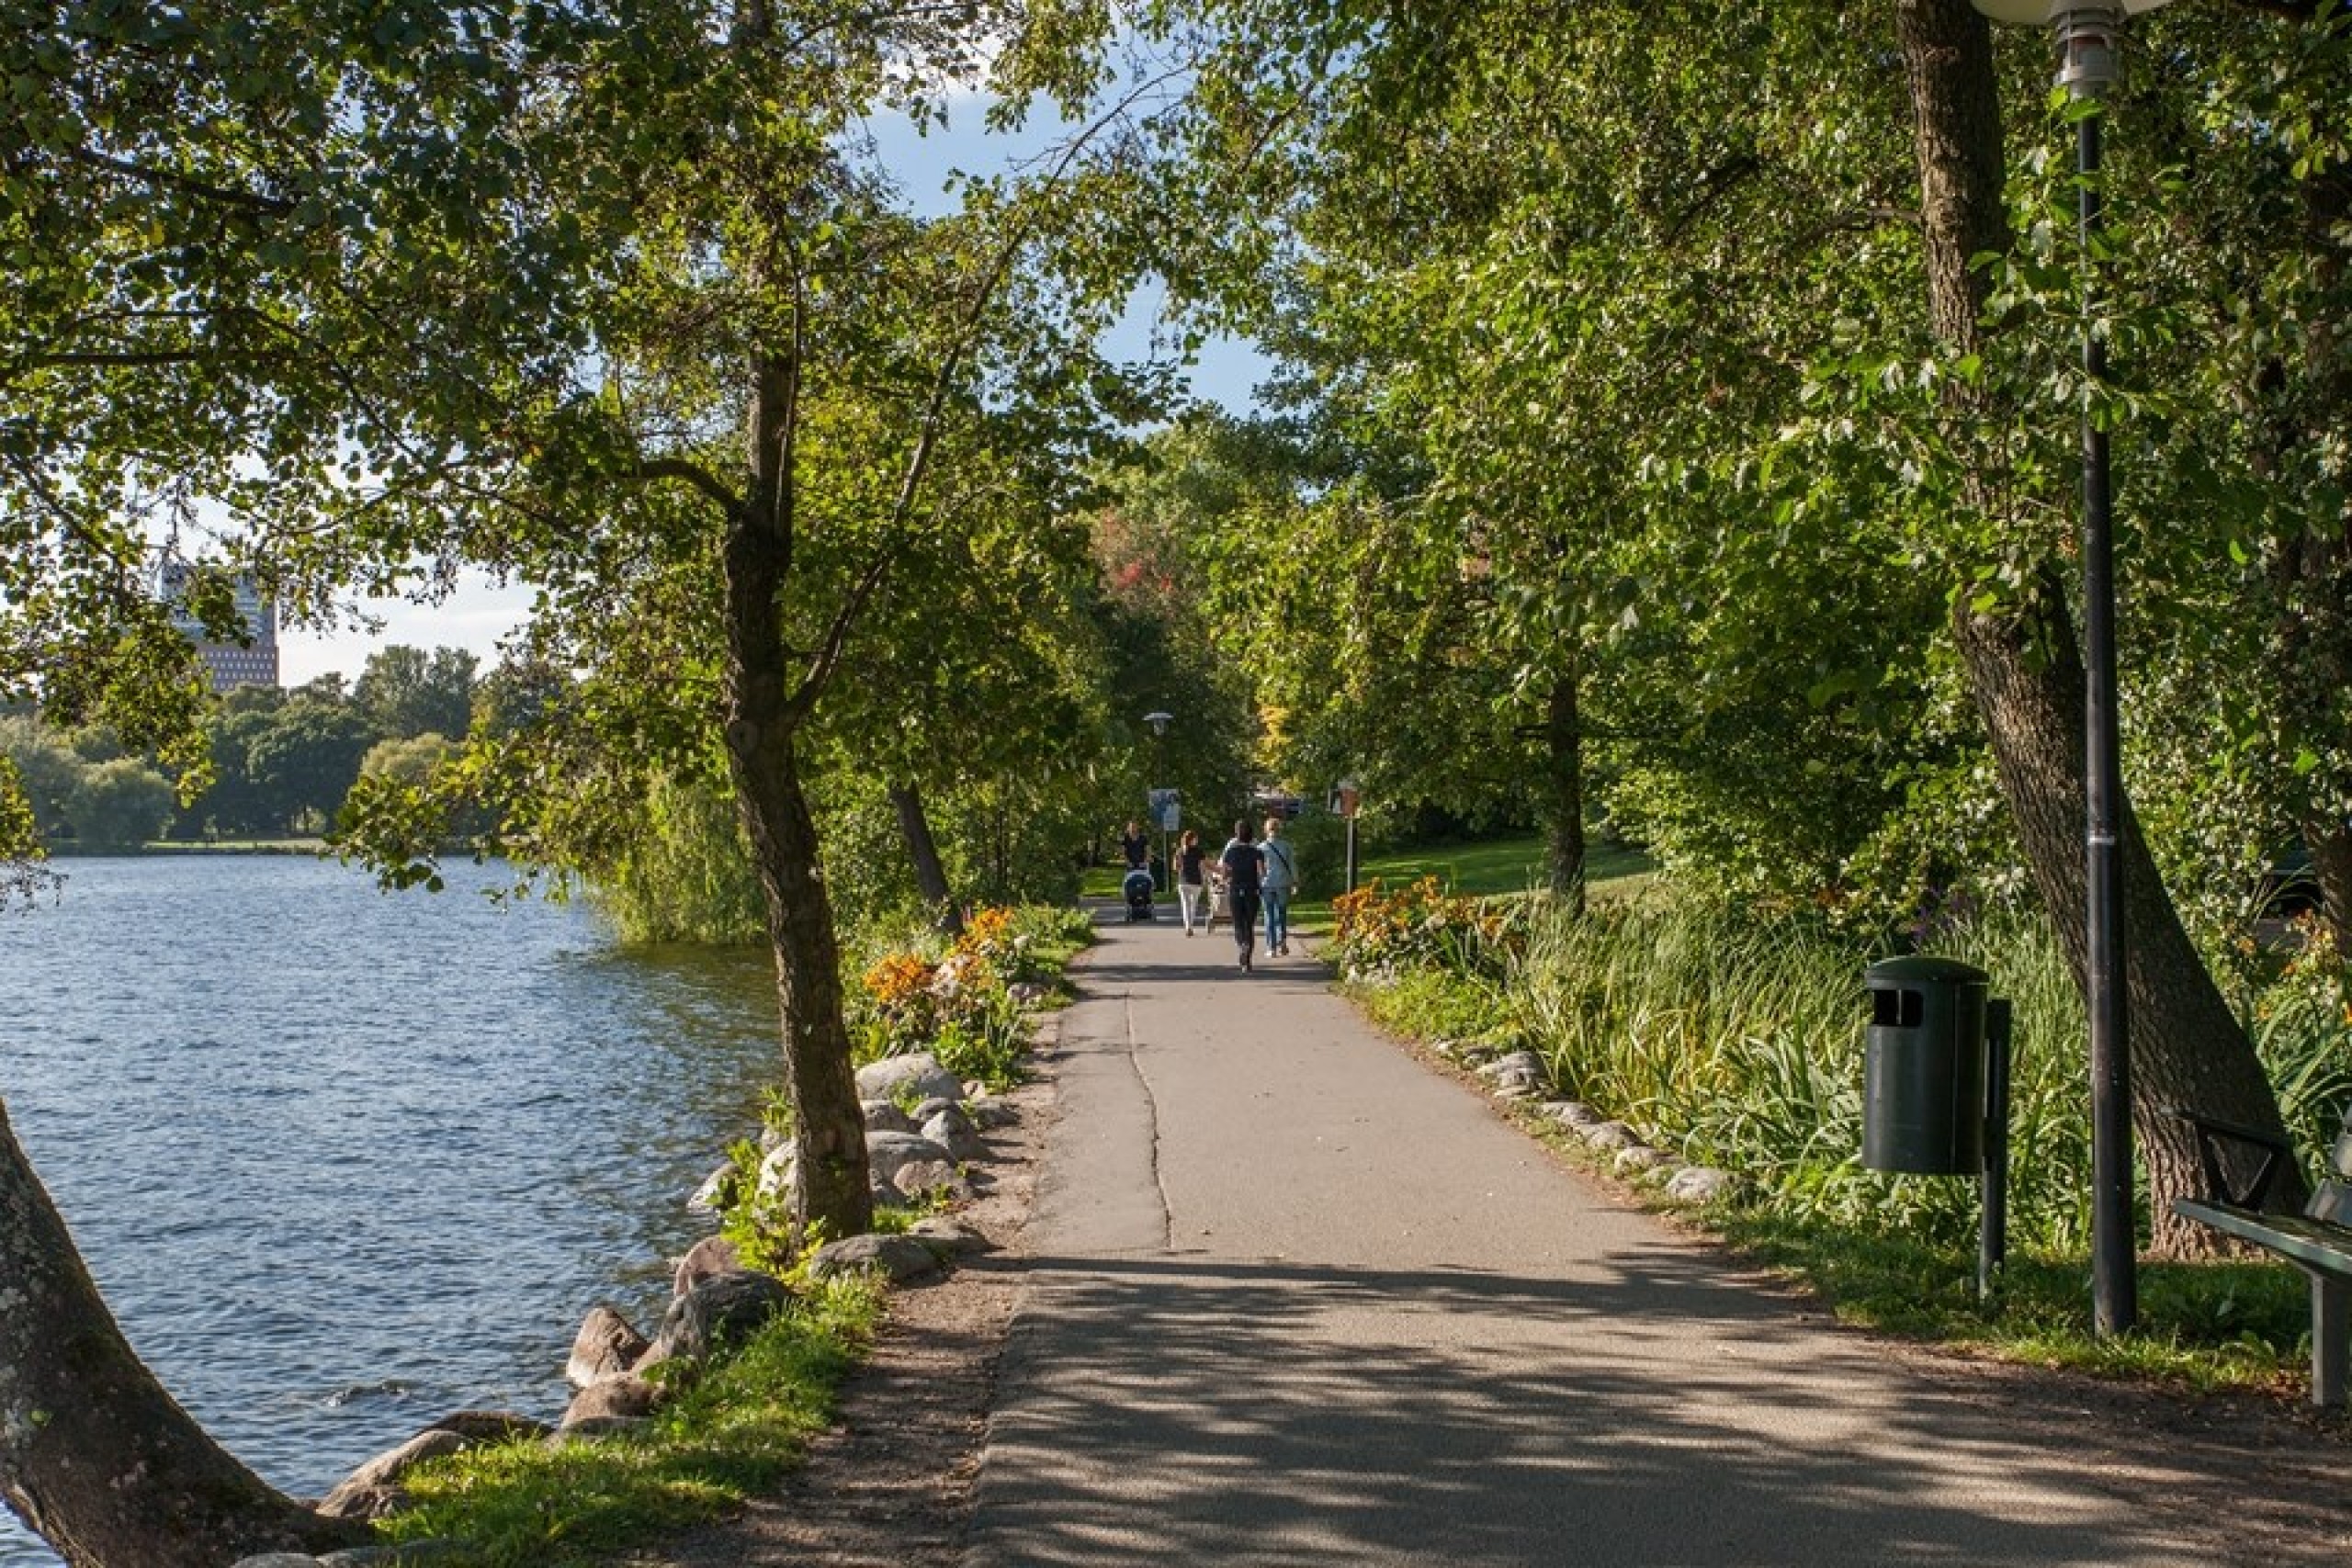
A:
0 854 781 1567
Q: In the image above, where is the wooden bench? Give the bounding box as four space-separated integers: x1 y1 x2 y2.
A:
2167 1105 2352 1408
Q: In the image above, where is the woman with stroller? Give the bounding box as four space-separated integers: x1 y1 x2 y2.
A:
1218 818 1266 972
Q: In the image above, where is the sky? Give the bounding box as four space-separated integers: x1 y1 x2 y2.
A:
273 94 1272 688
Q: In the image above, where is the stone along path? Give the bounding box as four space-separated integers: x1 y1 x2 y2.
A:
964 914 2352 1567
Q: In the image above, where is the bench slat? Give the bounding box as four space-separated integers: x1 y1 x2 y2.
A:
2172 1200 2352 1281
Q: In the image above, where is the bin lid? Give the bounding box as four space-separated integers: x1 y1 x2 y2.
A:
1864 954 1990 989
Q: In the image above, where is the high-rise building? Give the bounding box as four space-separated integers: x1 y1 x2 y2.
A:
152 549 280 692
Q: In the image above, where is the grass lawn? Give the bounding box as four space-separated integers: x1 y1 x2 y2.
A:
1350 834 1653 897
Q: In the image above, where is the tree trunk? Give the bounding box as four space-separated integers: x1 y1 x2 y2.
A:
2308 818 2352 957
1541 662 1587 918
1897 0 2304 1254
890 780 964 936
719 328 872 1243
0 1105 365 1567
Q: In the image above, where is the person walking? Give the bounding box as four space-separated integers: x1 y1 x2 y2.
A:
1175 829 1208 936
1218 818 1266 972
1119 819 1150 873
1258 815 1297 957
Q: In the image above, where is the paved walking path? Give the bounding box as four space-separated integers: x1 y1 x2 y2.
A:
966 913 2350 1566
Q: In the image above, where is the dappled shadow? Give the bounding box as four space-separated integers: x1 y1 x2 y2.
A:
974 1247 2349 1567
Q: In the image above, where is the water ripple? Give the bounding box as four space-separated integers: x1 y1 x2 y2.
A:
0 855 778 1566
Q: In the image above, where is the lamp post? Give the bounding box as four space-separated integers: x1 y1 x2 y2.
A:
1972 0 2174 1337
1144 711 1174 886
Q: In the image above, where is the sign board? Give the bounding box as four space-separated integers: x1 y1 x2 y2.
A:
1333 778 1361 818
1148 788 1182 832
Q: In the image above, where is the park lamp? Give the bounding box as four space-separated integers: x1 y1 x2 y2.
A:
1144 710 1172 737
1972 0 2179 1340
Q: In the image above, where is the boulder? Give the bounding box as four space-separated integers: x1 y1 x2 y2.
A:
909 1215 993 1258
639 1269 795 1371
316 1429 467 1517
559 1374 664 1430
854 1052 963 1106
865 1129 956 1187
1666 1166 1743 1205
567 1305 650 1389
1614 1146 1679 1176
911 1096 961 1123
965 1097 1020 1131
1579 1120 1640 1151
672 1235 741 1297
806 1232 944 1284
1546 1100 1603 1128
687 1161 732 1215
862 1098 918 1134
892 1158 970 1201
920 1107 991 1163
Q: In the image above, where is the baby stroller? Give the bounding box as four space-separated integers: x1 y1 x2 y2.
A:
1122 865 1158 922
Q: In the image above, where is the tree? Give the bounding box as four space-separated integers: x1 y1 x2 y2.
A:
1890 0 2307 1243
354 646 478 742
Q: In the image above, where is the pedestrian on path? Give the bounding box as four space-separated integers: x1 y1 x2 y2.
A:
1175 829 1208 935
1118 820 1149 872
1218 819 1265 971
1258 815 1297 956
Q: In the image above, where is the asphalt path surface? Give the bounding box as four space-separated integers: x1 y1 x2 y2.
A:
966 909 2347 1567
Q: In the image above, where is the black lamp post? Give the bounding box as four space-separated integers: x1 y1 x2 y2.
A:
1972 0 2174 1337
1144 711 1174 884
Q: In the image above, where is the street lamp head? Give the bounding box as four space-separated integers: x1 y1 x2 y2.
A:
1143 710 1173 737
1972 0 2176 98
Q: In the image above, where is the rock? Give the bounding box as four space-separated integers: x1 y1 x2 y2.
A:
232 1558 331 1568
567 1305 650 1389
316 1429 468 1517
424 1410 547 1444
550 1414 650 1442
321 1546 476 1567
672 1235 741 1298
920 1107 991 1162
639 1269 795 1371
1476 1050 1546 1081
314 1483 406 1523
966 1098 1020 1130
854 1052 964 1106
1614 1145 1679 1176
559 1374 664 1430
862 1098 917 1134
1579 1120 1640 1150
687 1161 732 1215
865 1129 956 1186
753 1142 797 1202
909 1215 993 1258
892 1158 970 1201
806 1233 944 1284
1666 1166 1743 1205
1546 1100 1603 1128
911 1097 961 1123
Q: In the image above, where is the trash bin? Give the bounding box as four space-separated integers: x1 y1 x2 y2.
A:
1862 956 1990 1176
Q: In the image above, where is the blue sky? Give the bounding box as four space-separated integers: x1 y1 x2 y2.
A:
276 95 1270 686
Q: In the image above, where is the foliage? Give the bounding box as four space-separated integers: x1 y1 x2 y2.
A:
375 1275 885 1567
1327 875 1523 981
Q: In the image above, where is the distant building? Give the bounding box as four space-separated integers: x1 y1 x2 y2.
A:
152 549 280 693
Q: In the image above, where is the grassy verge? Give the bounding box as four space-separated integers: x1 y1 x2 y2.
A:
375 1275 887 1567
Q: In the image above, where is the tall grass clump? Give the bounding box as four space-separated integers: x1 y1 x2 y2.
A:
1504 899 2104 1254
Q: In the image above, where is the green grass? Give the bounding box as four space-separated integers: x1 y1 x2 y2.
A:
372 1275 887 1566
1351 833 1654 898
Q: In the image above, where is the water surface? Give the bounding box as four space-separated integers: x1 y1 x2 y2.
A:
0 855 778 1565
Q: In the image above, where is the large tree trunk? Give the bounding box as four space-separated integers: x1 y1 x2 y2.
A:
1541 662 1587 917
0 1106 364 1567
1896 0 2303 1254
719 324 872 1243
890 780 965 936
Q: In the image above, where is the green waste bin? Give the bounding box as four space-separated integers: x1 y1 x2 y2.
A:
1862 956 1990 1176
